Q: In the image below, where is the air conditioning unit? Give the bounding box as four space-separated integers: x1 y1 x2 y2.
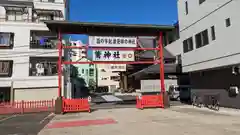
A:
229 86 239 97
232 66 240 75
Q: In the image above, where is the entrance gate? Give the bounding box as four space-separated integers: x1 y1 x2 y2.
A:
44 21 172 113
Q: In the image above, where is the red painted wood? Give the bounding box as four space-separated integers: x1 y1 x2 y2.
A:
62 98 91 113
47 118 117 128
136 95 164 109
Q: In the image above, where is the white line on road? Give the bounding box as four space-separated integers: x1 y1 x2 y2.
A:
0 114 17 122
39 113 55 124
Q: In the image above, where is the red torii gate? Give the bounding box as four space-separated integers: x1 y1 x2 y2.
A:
44 21 174 113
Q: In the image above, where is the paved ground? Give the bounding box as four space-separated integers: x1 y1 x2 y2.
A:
91 93 136 103
0 112 54 135
90 97 183 110
38 105 240 135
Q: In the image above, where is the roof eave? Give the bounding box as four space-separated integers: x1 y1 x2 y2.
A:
44 21 175 35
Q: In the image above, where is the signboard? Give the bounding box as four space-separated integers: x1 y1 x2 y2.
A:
109 64 126 72
92 50 135 61
0 60 13 77
89 36 137 47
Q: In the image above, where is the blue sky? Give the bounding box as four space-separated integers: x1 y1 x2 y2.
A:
68 0 178 42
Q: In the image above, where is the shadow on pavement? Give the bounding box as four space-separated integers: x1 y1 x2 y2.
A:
0 112 54 135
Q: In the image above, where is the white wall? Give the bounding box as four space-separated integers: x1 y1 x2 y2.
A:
164 39 182 56
70 40 87 61
178 0 240 72
14 87 58 101
178 0 232 32
97 64 119 88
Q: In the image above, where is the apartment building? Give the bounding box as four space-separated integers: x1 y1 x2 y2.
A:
97 64 120 93
0 0 66 102
70 40 86 61
165 0 240 108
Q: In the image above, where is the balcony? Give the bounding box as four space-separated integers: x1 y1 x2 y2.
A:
30 30 58 49
0 5 63 23
29 57 58 76
36 0 64 4
33 9 63 22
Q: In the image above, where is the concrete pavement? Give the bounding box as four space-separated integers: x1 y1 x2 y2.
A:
39 106 240 135
0 112 54 135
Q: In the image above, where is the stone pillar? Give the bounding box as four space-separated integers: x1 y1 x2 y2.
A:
123 73 128 90
55 97 63 114
163 92 170 108
119 72 124 89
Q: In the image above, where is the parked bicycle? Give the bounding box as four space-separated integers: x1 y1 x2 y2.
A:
192 94 203 108
206 95 220 111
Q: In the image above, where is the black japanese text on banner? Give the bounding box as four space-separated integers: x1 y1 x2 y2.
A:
88 36 137 47
92 50 135 62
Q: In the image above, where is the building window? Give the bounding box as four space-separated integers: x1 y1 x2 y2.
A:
211 26 216 41
100 69 106 72
185 1 188 15
82 69 84 74
183 37 193 53
33 9 63 22
89 68 94 76
29 57 58 76
30 30 58 49
86 69 88 75
101 77 108 80
176 55 182 64
195 29 209 48
6 11 24 21
226 18 231 27
199 0 206 4
38 14 54 21
40 0 56 2
110 76 120 81
0 60 13 77
0 32 14 49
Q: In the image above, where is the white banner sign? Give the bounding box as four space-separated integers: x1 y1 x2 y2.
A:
89 36 137 47
109 64 126 71
92 50 135 61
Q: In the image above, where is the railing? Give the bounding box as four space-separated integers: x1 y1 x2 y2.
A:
37 0 64 4
0 99 55 115
0 16 33 22
0 17 63 23
30 40 58 49
29 66 58 76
